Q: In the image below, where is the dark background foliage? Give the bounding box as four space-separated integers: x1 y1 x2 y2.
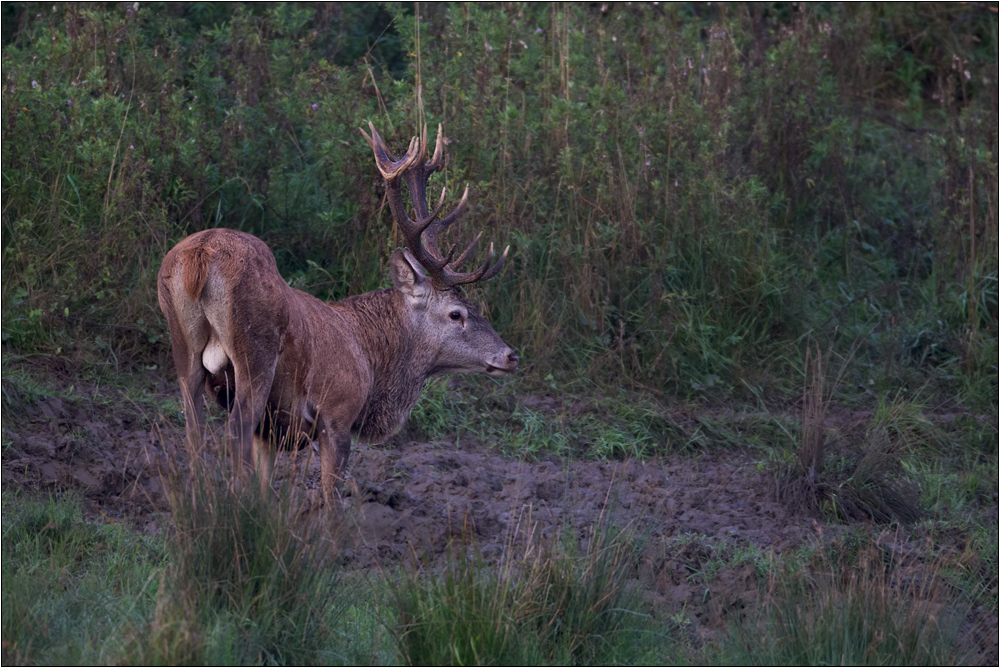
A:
2 2 996 405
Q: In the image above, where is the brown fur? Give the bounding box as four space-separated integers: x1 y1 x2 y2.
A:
181 244 212 300
157 228 516 504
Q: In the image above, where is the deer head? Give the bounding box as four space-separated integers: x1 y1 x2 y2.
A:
361 122 518 376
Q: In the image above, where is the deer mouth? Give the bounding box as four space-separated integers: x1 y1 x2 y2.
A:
486 361 518 376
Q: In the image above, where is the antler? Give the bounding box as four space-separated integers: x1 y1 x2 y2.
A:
360 122 509 290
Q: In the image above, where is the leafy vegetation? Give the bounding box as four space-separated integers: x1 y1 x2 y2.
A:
1 3 995 407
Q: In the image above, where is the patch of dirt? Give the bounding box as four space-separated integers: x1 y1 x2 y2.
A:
1 362 817 640
333 439 820 638
2 384 172 533
2 360 995 651
338 440 811 558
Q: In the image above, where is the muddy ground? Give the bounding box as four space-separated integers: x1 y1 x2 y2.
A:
2 359 995 650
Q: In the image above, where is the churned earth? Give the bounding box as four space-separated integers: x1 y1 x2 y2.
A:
2 357 995 649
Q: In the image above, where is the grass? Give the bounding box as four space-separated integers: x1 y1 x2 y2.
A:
136 418 355 666
0 443 367 665
1 364 62 415
388 515 679 666
657 533 772 588
407 375 749 462
720 530 982 666
1 492 163 665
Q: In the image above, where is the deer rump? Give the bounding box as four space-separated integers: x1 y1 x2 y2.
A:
163 229 323 451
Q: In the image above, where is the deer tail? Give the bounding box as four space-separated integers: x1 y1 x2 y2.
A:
182 246 212 301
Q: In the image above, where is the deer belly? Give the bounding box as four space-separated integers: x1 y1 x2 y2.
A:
259 402 317 451
202 335 229 374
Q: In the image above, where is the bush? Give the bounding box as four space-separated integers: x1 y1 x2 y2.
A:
1 4 995 400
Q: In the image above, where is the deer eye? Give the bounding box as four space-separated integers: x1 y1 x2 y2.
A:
449 311 462 321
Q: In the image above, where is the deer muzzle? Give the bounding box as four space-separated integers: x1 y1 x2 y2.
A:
486 349 519 375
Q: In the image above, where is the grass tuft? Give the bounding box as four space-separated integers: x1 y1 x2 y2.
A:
133 435 346 665
389 512 675 665
722 530 980 666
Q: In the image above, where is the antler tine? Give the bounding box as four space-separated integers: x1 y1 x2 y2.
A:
476 244 510 282
364 123 510 291
361 123 436 268
361 122 418 182
402 125 445 220
450 231 483 270
418 185 448 227
442 242 510 287
426 123 445 170
422 184 469 257
416 124 428 164
442 242 494 286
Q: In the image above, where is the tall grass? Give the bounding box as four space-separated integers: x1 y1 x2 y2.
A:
134 423 348 665
722 529 980 666
0 475 362 665
1 3 995 404
779 345 924 525
389 514 672 665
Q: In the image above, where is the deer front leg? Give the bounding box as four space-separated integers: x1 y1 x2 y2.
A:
317 419 352 507
251 434 275 496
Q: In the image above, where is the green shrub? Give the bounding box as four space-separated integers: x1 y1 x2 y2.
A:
1 3 995 401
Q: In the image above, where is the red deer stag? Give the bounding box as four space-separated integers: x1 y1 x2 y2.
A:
157 123 517 503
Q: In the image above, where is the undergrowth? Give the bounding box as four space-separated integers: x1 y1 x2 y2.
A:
1 3 995 409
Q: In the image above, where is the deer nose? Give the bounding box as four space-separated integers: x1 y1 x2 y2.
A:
507 351 519 368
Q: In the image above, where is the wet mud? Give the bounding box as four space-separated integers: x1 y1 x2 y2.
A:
2 362 993 648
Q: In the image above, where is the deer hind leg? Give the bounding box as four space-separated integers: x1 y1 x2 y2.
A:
227 351 278 487
163 308 209 452
180 363 208 451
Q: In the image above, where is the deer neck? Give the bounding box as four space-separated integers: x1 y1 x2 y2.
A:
340 289 434 442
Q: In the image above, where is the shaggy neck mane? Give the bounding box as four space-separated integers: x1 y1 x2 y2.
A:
338 289 411 370
337 288 432 441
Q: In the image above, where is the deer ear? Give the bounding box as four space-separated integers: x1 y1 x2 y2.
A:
390 248 431 299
